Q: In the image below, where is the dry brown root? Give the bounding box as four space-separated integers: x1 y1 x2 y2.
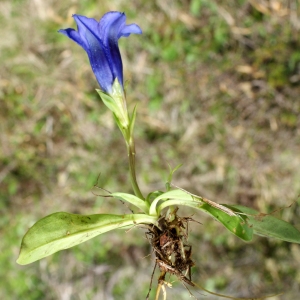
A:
145 210 282 300
146 211 196 290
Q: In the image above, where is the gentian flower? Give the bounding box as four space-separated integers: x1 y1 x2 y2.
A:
59 12 142 94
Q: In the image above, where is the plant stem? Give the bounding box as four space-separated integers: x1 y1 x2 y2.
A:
155 283 162 300
155 271 167 300
127 135 144 200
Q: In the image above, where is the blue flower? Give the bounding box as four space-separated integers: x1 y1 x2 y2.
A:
59 12 142 93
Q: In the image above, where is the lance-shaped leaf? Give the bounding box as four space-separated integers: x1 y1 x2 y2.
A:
149 189 194 216
150 189 253 241
228 205 300 243
111 192 149 213
165 164 182 191
17 212 157 265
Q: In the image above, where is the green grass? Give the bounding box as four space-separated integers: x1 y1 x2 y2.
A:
1 0 300 299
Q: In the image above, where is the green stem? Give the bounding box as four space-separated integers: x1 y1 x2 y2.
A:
127 136 144 200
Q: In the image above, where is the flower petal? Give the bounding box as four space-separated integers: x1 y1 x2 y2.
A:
84 29 114 92
70 15 114 92
59 12 142 93
118 23 142 38
58 28 86 50
98 12 127 86
97 12 142 86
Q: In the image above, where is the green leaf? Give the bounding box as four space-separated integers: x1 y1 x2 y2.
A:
165 164 182 191
146 190 164 202
129 104 137 137
17 212 157 265
159 199 253 241
111 192 149 213
199 203 253 241
149 189 252 241
149 189 194 216
228 205 300 243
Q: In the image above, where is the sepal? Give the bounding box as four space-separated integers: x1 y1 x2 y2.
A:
96 78 129 130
